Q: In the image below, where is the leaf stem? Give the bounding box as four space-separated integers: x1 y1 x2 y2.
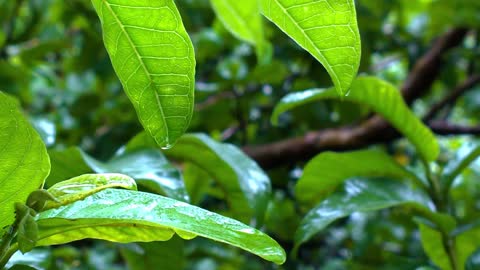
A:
0 243 18 269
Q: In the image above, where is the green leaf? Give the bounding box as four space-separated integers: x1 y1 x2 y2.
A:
15 204 38 254
465 248 480 270
91 0 196 148
260 0 361 95
418 223 453 270
272 76 440 161
443 142 480 189
36 189 286 265
295 149 421 205
295 178 444 249
119 236 184 270
163 133 271 225
456 226 480 270
44 173 137 210
210 0 270 62
47 147 189 202
0 92 50 232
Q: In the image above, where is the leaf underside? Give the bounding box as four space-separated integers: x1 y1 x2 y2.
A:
261 0 361 95
91 0 196 148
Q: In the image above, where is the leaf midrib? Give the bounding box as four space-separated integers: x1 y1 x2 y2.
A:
101 0 170 143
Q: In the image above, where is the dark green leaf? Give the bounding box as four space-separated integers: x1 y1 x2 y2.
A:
295 178 445 248
36 189 286 265
163 133 271 224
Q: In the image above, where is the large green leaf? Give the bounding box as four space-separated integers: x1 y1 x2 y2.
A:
91 0 196 148
295 178 446 249
163 133 271 225
46 147 189 202
272 76 440 161
210 0 269 62
45 173 137 210
295 150 421 205
35 189 286 265
260 0 361 95
0 92 50 232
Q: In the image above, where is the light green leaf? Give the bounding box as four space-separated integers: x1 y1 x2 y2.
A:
272 76 440 161
44 173 137 210
418 223 453 270
295 149 421 205
210 0 270 62
456 226 480 270
36 189 286 265
91 0 196 148
260 0 361 95
163 133 271 225
295 178 446 249
0 92 50 232
47 147 189 202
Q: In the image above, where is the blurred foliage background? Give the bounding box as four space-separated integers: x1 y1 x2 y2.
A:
1 0 480 269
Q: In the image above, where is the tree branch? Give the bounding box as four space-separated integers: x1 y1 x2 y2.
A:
244 28 469 169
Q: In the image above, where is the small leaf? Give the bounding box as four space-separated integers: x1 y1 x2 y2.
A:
47 147 189 202
163 133 271 225
0 92 50 232
261 0 361 95
456 226 480 270
295 150 420 205
44 173 137 210
272 76 440 161
26 190 58 212
36 189 286 265
210 0 270 62
15 204 38 254
295 178 448 249
418 222 453 270
91 0 196 148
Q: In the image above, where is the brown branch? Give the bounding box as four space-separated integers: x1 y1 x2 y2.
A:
244 28 469 169
429 121 480 135
423 74 480 121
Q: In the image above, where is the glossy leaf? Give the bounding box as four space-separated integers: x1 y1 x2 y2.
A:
210 0 270 62
120 236 184 270
164 133 271 224
272 76 439 161
295 150 420 205
47 147 189 202
261 0 361 95
295 178 444 248
91 0 196 148
36 189 286 265
44 173 137 210
0 92 50 232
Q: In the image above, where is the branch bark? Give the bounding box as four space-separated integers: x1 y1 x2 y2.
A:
244 28 469 169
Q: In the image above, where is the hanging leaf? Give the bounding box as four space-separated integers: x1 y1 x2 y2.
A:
91 0 196 148
261 0 361 95
0 92 50 232
272 76 440 161
36 189 286 265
